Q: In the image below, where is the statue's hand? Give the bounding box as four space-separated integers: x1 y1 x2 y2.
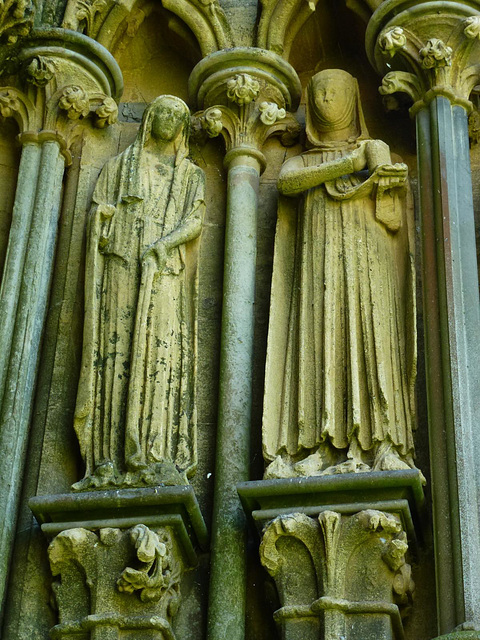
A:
350 142 369 172
141 240 168 271
97 203 116 220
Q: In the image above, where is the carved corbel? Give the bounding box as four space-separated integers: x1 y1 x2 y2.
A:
366 1 480 114
259 510 414 640
48 524 183 639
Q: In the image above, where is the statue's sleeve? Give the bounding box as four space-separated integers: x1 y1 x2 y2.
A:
185 164 206 222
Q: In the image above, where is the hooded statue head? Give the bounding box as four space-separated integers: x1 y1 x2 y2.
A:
306 69 369 147
124 95 191 202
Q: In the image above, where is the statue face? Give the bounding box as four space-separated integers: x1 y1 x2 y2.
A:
150 97 186 142
312 73 355 128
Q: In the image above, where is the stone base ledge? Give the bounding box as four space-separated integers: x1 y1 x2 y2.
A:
238 469 426 548
30 485 208 568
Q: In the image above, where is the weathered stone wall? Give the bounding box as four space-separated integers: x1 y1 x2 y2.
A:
2 0 480 638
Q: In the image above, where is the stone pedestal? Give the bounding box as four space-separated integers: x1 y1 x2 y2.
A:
30 486 207 639
239 470 425 640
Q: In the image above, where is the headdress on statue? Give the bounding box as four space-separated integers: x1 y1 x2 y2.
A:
305 69 370 147
122 94 191 203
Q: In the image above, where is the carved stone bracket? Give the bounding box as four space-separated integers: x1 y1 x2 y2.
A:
48 524 182 639
366 0 480 114
30 486 208 639
260 510 414 640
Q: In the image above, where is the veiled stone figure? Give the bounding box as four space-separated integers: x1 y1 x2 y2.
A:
74 95 205 490
263 70 418 479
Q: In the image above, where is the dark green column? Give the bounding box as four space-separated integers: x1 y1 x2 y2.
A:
207 151 261 640
416 97 480 634
0 138 65 611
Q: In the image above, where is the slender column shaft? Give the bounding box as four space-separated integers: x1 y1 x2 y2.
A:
207 153 260 640
0 142 42 401
0 140 65 610
417 97 480 633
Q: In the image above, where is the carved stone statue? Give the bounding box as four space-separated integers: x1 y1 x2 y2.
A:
74 95 205 490
263 69 418 479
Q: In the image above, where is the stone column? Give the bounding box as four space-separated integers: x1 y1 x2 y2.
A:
0 28 122 609
366 1 480 635
189 48 301 640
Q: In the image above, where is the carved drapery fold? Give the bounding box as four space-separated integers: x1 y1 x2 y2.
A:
262 69 418 481
72 95 205 491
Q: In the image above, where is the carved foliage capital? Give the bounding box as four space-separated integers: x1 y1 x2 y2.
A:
226 73 260 105
464 16 480 40
0 0 34 44
48 525 183 638
117 524 181 610
259 509 414 635
379 26 407 58
194 72 300 161
0 88 20 118
371 7 480 111
420 38 453 69
62 0 108 38
56 85 118 129
58 85 90 120
0 86 34 130
24 55 56 87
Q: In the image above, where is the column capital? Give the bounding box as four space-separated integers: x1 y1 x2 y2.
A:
189 49 301 171
365 0 480 114
0 28 123 157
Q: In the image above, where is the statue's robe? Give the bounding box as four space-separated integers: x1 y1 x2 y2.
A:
74 146 205 486
263 144 416 466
